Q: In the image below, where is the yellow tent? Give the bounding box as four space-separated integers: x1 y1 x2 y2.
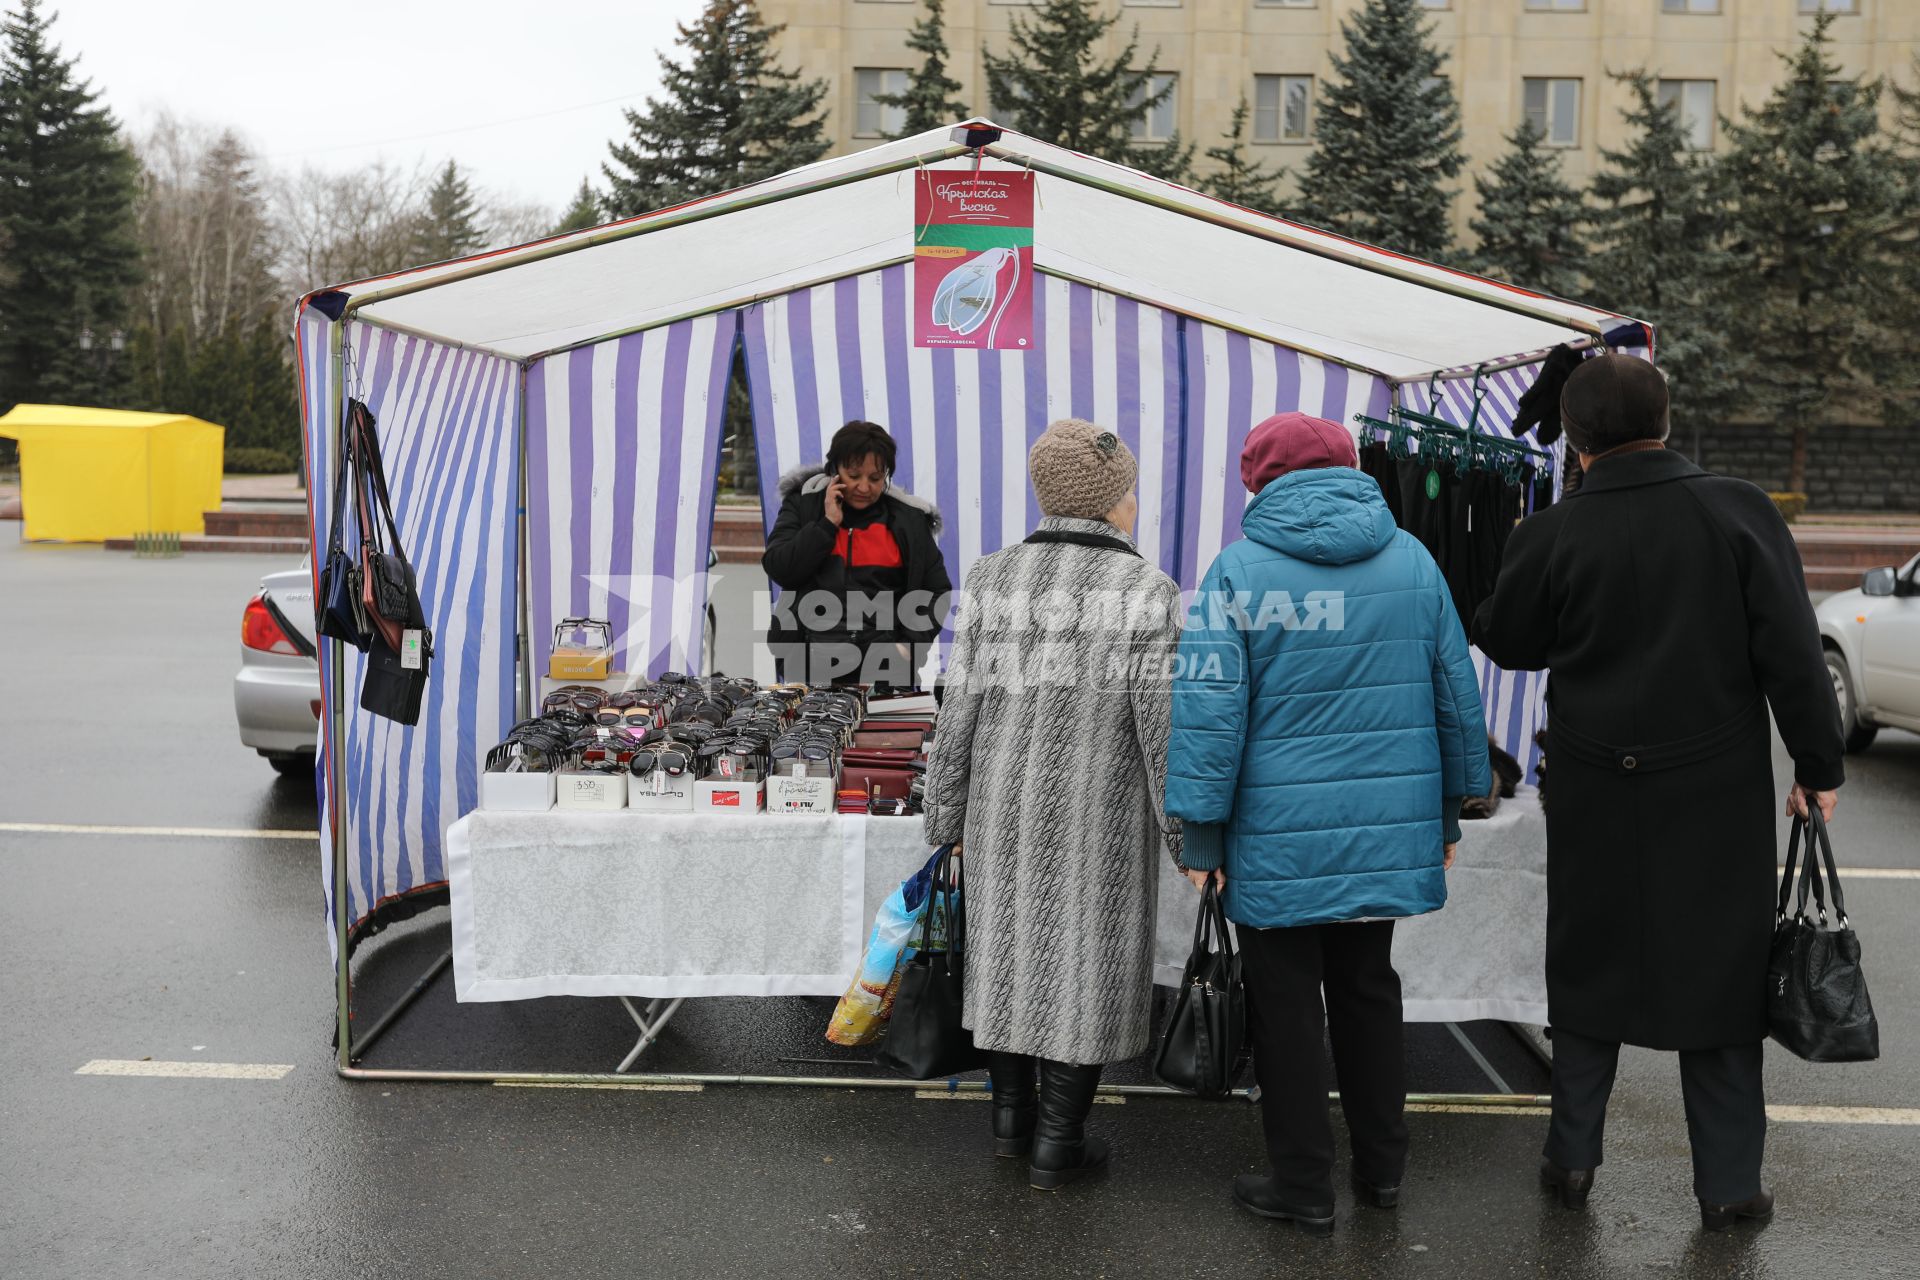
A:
0 404 224 543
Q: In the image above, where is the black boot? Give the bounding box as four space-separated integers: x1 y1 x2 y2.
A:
1699 1187 1773 1232
986 1052 1037 1159
1231 1175 1336 1235
1029 1060 1108 1191
1539 1158 1595 1210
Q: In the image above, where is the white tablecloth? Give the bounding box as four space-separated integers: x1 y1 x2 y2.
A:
447 795 1549 1024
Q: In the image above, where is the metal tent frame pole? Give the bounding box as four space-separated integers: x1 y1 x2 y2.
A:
329 320 354 1073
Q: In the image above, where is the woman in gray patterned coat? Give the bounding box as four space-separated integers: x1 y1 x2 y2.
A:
923 418 1185 1192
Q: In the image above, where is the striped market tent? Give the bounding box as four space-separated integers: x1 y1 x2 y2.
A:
296 120 1648 966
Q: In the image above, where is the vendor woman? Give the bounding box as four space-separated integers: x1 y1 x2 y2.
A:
762 421 952 688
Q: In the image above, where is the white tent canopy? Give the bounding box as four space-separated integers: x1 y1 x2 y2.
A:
321 121 1640 380
305 120 1648 1010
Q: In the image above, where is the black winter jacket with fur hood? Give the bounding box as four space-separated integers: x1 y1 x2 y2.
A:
761 465 952 650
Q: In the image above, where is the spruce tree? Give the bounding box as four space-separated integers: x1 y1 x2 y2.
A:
1199 97 1285 214
0 0 141 411
1877 59 1920 405
874 0 968 138
1718 15 1907 494
1291 0 1463 261
552 179 602 235
412 159 485 263
1586 72 1738 455
982 0 1193 181
1468 120 1585 299
602 0 828 217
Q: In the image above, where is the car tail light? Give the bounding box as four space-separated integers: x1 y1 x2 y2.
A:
242 594 300 655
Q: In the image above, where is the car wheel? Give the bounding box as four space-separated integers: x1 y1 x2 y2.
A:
1826 649 1878 753
267 752 314 778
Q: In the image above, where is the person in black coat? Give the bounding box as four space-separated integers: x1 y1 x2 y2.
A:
1472 354 1844 1232
762 420 952 687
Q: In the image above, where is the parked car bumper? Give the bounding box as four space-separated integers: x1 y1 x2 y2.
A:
235 650 321 756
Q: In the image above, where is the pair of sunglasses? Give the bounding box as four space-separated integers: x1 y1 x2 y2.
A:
595 706 657 730
629 745 692 777
544 686 606 714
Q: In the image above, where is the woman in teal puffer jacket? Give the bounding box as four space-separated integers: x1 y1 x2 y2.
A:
1166 411 1491 1234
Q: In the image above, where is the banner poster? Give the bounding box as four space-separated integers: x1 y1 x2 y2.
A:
913 169 1035 350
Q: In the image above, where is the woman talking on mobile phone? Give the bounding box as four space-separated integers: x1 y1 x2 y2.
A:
762 421 952 688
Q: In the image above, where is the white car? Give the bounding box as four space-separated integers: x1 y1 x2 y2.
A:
234 559 320 776
1816 553 1920 752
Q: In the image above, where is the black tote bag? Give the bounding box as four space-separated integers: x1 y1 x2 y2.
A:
1768 808 1879 1063
1154 879 1247 1098
875 846 986 1080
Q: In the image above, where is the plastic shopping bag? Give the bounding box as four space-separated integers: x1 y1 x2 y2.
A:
826 848 954 1046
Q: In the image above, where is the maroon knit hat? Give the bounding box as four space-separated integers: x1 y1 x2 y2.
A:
1240 412 1359 494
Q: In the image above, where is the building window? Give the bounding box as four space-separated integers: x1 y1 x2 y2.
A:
1254 0 1317 8
1799 0 1859 11
1129 73 1178 142
1122 0 1181 6
1253 75 1314 143
1523 78 1582 147
1657 79 1716 150
854 68 909 138
1662 0 1720 11
1419 0 1451 7
1524 0 1584 10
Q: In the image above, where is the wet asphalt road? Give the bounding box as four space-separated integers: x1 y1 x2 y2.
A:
3 534 1919 1280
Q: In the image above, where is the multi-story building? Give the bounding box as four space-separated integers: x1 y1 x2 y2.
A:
760 0 1919 240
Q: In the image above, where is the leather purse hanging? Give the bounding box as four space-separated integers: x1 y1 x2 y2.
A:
1154 879 1248 1098
348 400 423 652
315 400 372 649
875 845 986 1079
343 398 434 726
1768 808 1879 1063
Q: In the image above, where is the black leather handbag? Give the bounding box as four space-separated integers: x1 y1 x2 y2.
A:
1768 808 1879 1063
344 399 433 726
875 846 985 1079
1154 879 1247 1098
315 403 372 650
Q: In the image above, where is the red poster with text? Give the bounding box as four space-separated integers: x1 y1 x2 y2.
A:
913 170 1035 350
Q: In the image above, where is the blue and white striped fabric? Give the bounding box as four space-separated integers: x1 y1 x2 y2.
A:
1399 361 1552 781
524 312 735 678
299 311 520 958
741 265 1185 584
1176 321 1394 590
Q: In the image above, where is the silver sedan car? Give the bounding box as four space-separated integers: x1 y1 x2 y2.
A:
234 559 320 776
1817 552 1920 753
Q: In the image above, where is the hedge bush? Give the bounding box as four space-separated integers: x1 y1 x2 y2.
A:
225 447 298 475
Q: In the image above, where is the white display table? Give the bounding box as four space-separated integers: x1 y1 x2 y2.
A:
446 794 1549 1068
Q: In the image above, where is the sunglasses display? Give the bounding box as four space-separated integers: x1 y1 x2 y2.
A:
482 676 927 815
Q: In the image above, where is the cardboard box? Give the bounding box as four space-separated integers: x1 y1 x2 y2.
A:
626 774 696 814
548 648 613 680
766 772 836 816
556 769 628 811
480 770 556 812
695 777 765 815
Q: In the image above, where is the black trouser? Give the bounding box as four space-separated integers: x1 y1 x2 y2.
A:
1545 1026 1766 1204
1240 920 1407 1206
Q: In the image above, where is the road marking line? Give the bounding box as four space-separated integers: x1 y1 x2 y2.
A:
491 1090 710 1097
1405 1103 1550 1116
76 1059 294 1080
1776 866 1920 881
1768 1105 1920 1125
2 822 316 841
912 1089 1126 1105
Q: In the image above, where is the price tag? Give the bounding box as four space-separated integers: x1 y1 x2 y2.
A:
401 629 423 670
